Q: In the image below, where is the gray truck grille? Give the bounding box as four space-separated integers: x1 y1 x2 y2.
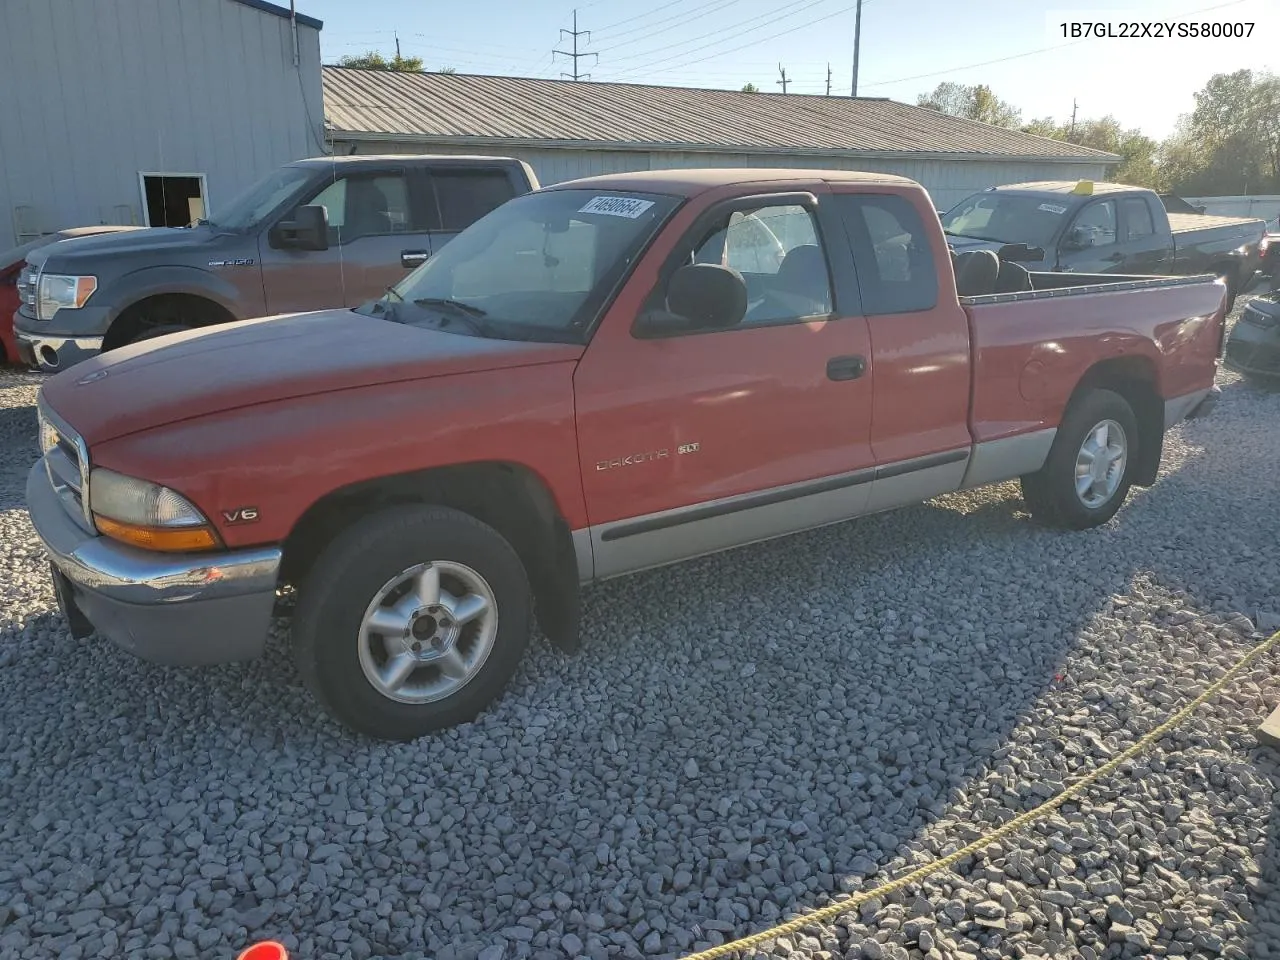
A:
16 262 39 313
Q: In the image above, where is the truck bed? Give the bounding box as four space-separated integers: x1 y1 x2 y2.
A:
960 271 1226 449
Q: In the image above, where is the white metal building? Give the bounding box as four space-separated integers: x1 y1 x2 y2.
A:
322 69 1119 211
0 0 326 249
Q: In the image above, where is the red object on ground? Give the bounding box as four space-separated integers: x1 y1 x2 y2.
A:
236 942 288 960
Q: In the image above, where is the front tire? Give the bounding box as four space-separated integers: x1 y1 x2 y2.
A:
1020 388 1140 530
292 504 532 740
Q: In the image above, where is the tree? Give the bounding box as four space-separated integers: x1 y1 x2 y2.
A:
741 82 759 93
436 66 457 74
917 81 1021 128
1163 70 1280 195
1019 115 1164 189
338 51 424 72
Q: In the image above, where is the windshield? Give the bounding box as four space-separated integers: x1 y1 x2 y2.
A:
207 166 315 232
358 188 681 342
941 192 1071 247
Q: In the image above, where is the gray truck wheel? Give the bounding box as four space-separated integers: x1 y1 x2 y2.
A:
1020 388 1140 530
291 504 532 740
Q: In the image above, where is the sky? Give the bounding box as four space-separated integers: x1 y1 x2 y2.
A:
298 0 1277 141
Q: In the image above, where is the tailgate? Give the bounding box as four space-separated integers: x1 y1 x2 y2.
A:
961 275 1225 446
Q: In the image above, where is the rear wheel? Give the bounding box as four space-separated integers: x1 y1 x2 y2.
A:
291 504 533 740
1020 388 1140 530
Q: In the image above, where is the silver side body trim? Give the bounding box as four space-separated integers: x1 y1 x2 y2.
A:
960 427 1057 489
1164 387 1212 429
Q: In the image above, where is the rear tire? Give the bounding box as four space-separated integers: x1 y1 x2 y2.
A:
1020 388 1140 530
291 504 533 741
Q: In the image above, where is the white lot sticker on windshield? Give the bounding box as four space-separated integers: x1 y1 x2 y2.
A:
1038 203 1068 214
578 196 656 219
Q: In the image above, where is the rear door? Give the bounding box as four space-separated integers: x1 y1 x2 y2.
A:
423 165 525 256
832 189 972 509
575 185 877 579
1117 195 1173 273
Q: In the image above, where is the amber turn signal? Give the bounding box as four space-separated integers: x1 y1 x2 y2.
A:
94 515 221 552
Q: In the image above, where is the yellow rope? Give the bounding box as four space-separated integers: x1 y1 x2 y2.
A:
678 627 1280 960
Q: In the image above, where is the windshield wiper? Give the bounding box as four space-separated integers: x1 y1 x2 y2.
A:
413 298 494 337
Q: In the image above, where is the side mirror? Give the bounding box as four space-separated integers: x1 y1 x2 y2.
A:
997 242 1045 263
635 263 747 337
1060 228 1088 252
269 204 329 251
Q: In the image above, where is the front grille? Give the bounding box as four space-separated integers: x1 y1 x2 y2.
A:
37 399 94 532
16 262 39 315
1240 304 1277 329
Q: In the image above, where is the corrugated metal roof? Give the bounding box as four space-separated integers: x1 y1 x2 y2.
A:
322 68 1119 163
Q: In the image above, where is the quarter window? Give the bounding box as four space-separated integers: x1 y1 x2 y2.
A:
1122 197 1155 240
432 170 517 231
835 194 938 315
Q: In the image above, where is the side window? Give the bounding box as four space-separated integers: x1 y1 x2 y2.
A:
432 170 516 232
1069 199 1118 247
309 173 414 243
1122 197 1155 240
835 194 938 315
689 203 832 325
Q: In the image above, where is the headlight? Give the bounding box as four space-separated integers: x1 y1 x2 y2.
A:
88 467 221 552
37 273 97 320
38 413 60 455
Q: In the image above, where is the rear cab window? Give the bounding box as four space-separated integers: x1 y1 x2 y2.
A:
1122 196 1156 240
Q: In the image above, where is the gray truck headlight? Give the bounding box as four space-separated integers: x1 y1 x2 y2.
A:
37 274 97 320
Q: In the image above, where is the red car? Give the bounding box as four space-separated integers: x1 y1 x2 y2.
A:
0 226 143 364
28 169 1226 740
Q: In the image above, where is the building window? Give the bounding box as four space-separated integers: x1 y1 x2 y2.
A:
139 173 208 228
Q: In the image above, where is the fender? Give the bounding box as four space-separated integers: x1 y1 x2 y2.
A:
104 264 256 325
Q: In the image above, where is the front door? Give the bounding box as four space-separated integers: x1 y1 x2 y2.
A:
259 166 435 314
574 186 877 579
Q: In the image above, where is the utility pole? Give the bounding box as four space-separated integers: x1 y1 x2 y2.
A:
826 63 832 96
395 31 401 60
1069 98 1078 138
554 9 597 81
777 63 789 94
850 0 863 96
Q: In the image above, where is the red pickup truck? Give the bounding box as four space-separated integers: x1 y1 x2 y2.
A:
28 169 1226 741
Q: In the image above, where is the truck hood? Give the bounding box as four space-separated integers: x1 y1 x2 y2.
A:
25 225 221 270
40 309 585 445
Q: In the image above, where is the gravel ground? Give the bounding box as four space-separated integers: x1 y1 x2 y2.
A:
1 302 1279 960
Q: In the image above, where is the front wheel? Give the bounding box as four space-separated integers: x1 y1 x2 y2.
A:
1020 388 1140 530
291 504 533 740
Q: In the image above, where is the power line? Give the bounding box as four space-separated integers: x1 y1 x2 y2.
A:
554 9 598 80
605 1 858 80
592 0 703 36
602 0 838 76
593 0 744 48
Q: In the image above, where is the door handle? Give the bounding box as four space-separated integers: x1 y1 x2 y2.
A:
827 355 866 381
401 249 430 268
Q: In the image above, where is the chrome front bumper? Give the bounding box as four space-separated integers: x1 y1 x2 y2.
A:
15 330 104 371
27 462 282 665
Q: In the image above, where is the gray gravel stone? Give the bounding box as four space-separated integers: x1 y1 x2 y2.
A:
0 326 1275 960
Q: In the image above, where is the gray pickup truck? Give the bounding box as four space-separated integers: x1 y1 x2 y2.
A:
941 180 1266 311
14 154 538 370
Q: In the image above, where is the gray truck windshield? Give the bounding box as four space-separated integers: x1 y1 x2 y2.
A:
207 167 315 232
941 193 1069 247
365 188 680 342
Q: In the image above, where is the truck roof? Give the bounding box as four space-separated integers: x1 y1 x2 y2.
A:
288 154 524 167
986 180 1142 196
546 167 917 198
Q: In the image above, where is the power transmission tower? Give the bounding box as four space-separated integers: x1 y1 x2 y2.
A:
850 0 863 96
554 9 597 81
826 63 832 96
777 63 789 94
